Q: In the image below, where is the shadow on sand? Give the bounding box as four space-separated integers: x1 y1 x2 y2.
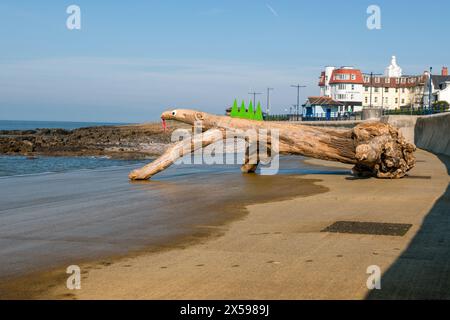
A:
367 154 450 299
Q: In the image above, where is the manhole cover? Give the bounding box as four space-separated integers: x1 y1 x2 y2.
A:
321 221 412 236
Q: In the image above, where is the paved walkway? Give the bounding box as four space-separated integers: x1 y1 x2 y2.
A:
39 149 449 299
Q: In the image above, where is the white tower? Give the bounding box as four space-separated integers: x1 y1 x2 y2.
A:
385 56 403 78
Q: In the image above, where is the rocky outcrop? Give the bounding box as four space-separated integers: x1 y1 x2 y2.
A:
0 123 181 159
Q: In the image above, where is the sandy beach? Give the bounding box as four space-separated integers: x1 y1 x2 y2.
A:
1 149 448 299
0 155 340 298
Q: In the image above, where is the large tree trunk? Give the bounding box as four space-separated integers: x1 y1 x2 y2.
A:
129 110 416 180
129 129 224 180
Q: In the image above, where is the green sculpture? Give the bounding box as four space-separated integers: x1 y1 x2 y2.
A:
255 102 264 121
230 99 239 117
230 100 264 121
238 101 247 118
247 101 254 120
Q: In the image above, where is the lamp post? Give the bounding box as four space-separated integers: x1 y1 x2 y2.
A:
291 84 306 121
364 72 382 116
428 67 433 114
365 72 382 108
248 91 262 110
266 87 274 115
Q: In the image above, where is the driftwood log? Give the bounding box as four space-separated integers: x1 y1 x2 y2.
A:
129 109 416 180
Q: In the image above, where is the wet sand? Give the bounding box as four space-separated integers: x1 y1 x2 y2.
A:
0 156 341 299
2 150 448 299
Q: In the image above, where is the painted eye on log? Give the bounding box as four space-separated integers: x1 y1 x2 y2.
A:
171 111 177 116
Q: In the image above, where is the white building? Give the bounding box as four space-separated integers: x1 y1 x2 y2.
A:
302 96 344 119
319 56 431 110
318 66 364 112
424 67 450 106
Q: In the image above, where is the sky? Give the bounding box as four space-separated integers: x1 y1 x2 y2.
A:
0 0 448 122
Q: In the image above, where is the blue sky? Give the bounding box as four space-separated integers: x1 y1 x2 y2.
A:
0 0 448 122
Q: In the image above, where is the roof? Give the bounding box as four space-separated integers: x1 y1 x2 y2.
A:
329 68 364 85
432 75 450 88
306 96 343 106
362 75 426 88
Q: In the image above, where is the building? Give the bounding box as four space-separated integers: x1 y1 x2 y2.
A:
362 56 427 110
302 96 344 119
425 67 450 106
318 66 364 113
318 56 431 111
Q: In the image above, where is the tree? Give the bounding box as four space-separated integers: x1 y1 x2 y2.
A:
432 101 449 111
130 109 416 180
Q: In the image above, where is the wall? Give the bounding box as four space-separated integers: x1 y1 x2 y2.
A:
301 113 450 157
362 108 383 120
299 120 364 129
380 115 418 144
414 113 450 156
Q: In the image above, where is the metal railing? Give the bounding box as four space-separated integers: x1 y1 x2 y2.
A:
265 112 359 122
382 106 449 116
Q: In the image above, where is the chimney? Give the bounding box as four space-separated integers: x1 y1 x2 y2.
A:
442 67 448 76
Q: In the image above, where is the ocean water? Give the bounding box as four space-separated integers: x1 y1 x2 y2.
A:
0 155 146 177
0 120 131 131
0 120 142 177
0 156 349 280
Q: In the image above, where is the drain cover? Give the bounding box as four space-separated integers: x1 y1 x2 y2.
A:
321 221 412 236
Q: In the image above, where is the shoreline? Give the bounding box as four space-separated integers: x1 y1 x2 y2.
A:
0 122 188 160
37 150 450 299
1 150 448 299
0 157 330 299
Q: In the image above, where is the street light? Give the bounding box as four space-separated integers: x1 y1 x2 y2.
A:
291 84 306 121
364 72 382 108
266 88 274 115
248 91 262 109
428 67 433 114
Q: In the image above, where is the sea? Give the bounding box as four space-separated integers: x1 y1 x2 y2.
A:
0 119 130 131
0 120 144 177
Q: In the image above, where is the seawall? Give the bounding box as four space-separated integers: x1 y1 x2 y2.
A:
301 113 450 157
414 113 450 156
380 113 450 157
298 120 364 129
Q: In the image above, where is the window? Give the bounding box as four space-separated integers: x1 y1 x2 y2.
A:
365 86 369 92
385 78 391 84
365 97 368 103
374 87 379 93
374 97 378 103
395 88 399 93
401 99 405 104
351 74 356 80
395 98 398 104
335 74 350 81
402 88 406 93
385 97 388 103
351 84 355 90
338 84 346 90
385 87 389 93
